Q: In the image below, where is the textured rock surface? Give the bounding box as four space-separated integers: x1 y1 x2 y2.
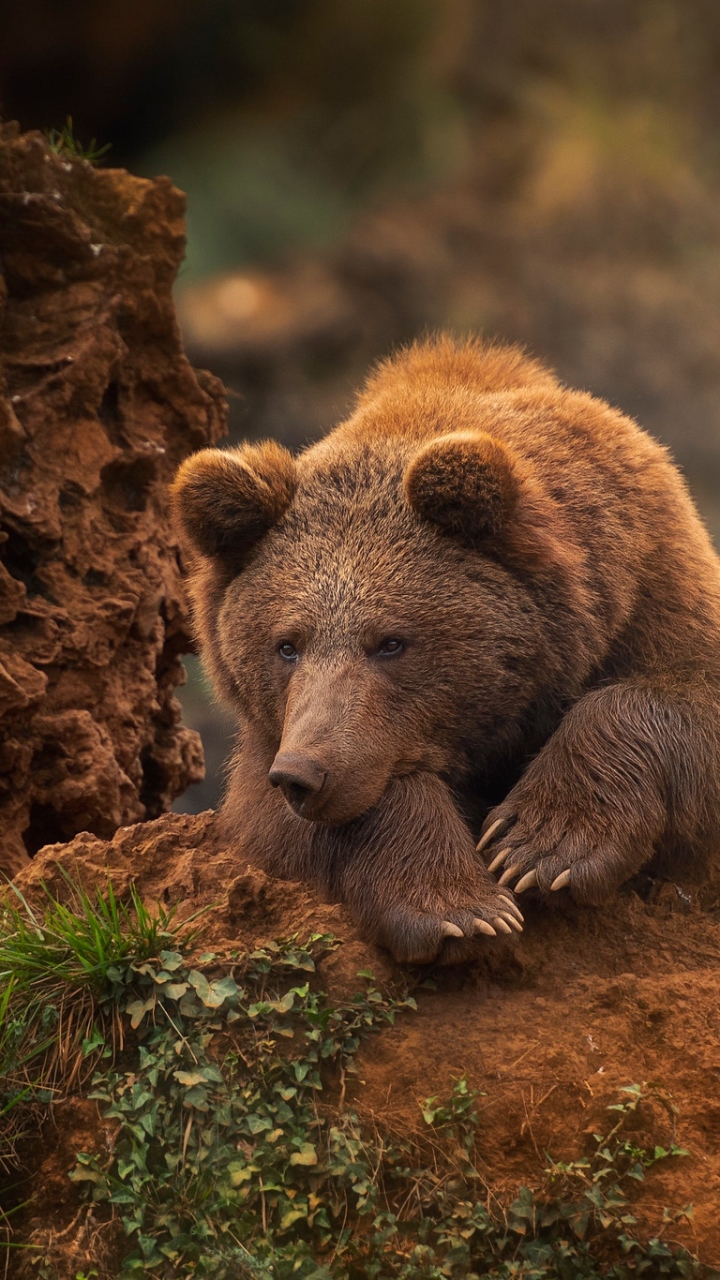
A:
0 121 227 875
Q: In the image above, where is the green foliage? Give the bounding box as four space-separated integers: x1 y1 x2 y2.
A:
70 936 416 1276
0 880 711 1276
68 937 707 1278
0 874 205 1092
45 116 111 164
0 972 55 1176
0 973 31 1163
1 876 190 993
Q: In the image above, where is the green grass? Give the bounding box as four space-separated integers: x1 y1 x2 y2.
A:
0 973 53 1173
45 117 111 164
0 874 205 1091
0 877 714 1278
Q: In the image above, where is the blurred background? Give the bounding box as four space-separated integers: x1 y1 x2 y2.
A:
4 0 720 812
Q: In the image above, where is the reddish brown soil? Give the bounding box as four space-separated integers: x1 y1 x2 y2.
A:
0 122 226 876
9 810 720 1274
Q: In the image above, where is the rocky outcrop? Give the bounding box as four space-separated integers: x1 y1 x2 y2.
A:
0 122 227 875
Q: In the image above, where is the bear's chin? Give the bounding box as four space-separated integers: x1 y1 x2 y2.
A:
278 789 378 828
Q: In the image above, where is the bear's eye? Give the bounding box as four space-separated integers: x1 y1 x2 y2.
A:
377 638 404 658
278 641 299 662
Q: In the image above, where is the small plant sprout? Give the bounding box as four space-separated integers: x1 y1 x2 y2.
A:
45 117 111 164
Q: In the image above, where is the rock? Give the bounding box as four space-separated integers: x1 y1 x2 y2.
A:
0 122 227 875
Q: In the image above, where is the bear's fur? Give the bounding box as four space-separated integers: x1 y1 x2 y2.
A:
172 337 720 963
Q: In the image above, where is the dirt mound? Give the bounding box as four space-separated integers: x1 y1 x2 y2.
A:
10 811 720 1273
0 121 226 876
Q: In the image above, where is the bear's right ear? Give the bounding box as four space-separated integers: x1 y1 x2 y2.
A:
171 442 297 563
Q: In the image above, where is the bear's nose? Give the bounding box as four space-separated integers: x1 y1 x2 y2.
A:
268 753 327 815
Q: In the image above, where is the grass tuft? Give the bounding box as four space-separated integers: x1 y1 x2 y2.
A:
0 873 206 1092
45 116 111 164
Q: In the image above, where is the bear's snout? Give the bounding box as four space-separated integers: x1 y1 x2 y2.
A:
269 752 327 817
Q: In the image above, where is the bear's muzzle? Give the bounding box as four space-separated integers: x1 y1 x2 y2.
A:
269 751 327 817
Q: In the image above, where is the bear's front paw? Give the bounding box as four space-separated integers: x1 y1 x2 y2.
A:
478 787 651 905
371 887 523 965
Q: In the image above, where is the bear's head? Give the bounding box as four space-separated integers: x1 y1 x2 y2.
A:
172 427 584 826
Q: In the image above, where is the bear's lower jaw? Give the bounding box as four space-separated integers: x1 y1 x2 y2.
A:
282 798 364 827
277 787 378 828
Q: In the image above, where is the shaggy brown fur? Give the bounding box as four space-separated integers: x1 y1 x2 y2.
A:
172 336 720 963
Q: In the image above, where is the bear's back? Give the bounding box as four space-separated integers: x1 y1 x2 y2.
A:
300 337 720 681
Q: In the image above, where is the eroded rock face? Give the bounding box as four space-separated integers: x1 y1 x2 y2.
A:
0 122 227 875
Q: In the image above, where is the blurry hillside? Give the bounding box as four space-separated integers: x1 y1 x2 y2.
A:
4 0 720 811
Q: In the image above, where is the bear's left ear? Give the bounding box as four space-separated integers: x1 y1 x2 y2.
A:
404 431 519 544
171 441 297 565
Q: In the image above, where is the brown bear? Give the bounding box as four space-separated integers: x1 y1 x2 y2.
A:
172 336 720 963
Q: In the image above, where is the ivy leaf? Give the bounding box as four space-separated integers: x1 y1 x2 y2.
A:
163 982 189 1001
247 1001 274 1019
182 1085 210 1111
204 976 239 1008
69 1164 105 1185
572 1210 591 1239
281 1207 308 1230
247 1114 273 1135
272 990 295 1014
159 950 184 971
290 1143 318 1166
126 997 154 1030
138 1234 165 1264
228 1161 257 1186
202 1064 224 1083
178 994 202 1018
188 970 212 1003
152 970 174 984
174 1070 208 1087
82 1025 105 1057
140 1111 157 1137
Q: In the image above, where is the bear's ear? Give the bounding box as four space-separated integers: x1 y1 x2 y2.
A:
404 431 518 543
171 441 297 563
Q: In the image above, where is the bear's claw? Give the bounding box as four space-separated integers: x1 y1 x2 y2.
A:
492 917 513 934
514 869 538 893
476 816 510 854
487 845 511 873
474 919 497 936
550 869 572 891
498 894 523 921
376 882 524 962
496 864 538 892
